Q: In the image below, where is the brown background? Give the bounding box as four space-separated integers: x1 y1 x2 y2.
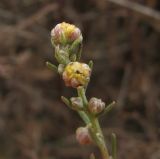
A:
0 0 160 159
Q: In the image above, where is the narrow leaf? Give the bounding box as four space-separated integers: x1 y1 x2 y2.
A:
111 133 117 159
46 61 57 72
61 96 71 107
99 101 116 117
78 111 90 124
88 60 93 69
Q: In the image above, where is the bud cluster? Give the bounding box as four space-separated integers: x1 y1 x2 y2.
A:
50 22 91 88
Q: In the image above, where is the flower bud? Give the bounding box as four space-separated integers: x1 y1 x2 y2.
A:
76 127 92 145
58 64 65 74
55 47 70 64
70 97 83 110
62 62 91 88
88 97 105 114
51 22 82 46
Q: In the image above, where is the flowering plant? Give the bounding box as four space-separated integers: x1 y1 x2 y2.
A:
46 22 117 159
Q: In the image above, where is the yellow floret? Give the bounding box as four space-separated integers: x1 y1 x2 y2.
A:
60 22 76 38
62 62 91 88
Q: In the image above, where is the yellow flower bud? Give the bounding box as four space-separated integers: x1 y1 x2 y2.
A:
51 22 82 45
62 62 91 88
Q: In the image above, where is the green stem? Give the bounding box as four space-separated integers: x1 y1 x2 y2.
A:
77 87 88 107
90 116 110 159
78 111 90 125
77 87 110 159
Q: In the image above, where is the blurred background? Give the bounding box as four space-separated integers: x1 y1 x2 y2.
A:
0 0 160 159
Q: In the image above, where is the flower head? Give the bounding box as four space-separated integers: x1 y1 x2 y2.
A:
51 22 82 45
62 62 91 88
76 127 92 145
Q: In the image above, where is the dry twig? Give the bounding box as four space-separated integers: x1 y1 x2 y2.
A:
107 0 160 31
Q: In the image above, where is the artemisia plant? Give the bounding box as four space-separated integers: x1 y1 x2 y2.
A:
46 22 117 159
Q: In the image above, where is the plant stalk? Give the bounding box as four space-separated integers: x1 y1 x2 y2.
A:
90 116 110 159
77 87 110 159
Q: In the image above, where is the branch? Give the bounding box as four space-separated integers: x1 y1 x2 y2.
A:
17 3 59 29
107 0 160 31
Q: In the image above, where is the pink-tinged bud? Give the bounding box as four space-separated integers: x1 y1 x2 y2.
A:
76 127 92 145
51 22 82 45
62 62 91 88
88 97 105 114
70 97 83 110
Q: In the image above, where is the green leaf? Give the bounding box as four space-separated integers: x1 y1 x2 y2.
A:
61 96 71 108
69 37 82 60
99 101 116 117
78 111 90 124
46 61 57 72
88 60 93 69
111 133 117 159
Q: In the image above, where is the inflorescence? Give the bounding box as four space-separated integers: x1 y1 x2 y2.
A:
46 22 117 159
